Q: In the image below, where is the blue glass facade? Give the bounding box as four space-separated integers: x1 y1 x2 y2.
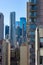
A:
10 12 16 47
15 21 20 28
20 17 26 31
20 17 26 44
5 25 9 35
5 25 9 39
30 24 36 30
15 18 26 45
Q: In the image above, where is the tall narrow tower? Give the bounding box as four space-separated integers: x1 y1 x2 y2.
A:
10 12 16 47
0 13 4 40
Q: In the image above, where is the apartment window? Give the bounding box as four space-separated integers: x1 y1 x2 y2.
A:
0 49 1 52
30 24 36 30
30 12 37 16
40 56 42 64
40 37 43 48
0 56 2 62
34 19 36 22
30 39 35 43
29 19 31 22
31 5 37 10
0 15 1 19
30 31 35 35
29 18 36 22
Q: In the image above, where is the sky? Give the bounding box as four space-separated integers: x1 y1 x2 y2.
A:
0 0 28 26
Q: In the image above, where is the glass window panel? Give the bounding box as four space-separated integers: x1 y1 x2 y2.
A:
40 37 43 48
30 24 36 29
40 56 42 64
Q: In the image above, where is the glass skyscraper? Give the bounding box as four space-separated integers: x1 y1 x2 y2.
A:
10 12 16 47
20 17 26 44
20 17 26 31
15 18 26 46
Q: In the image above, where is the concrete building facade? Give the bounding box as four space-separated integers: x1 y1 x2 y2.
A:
20 45 28 65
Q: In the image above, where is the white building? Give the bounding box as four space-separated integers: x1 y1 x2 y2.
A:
35 26 43 65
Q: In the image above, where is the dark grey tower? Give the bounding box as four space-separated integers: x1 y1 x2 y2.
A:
0 13 4 40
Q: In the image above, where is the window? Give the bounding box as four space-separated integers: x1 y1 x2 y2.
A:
31 5 37 10
0 15 1 19
29 18 36 22
40 37 43 48
40 56 42 64
30 24 36 30
0 49 1 52
30 32 35 35
30 12 37 16
29 19 31 22
0 56 2 62
30 38 35 42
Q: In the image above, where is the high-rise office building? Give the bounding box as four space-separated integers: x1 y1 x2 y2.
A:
10 12 16 47
27 0 37 65
16 18 26 46
20 17 26 31
20 17 26 44
0 13 4 40
16 26 22 46
5 25 9 39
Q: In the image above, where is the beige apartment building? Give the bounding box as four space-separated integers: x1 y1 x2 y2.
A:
20 45 29 65
35 26 43 65
0 40 10 65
